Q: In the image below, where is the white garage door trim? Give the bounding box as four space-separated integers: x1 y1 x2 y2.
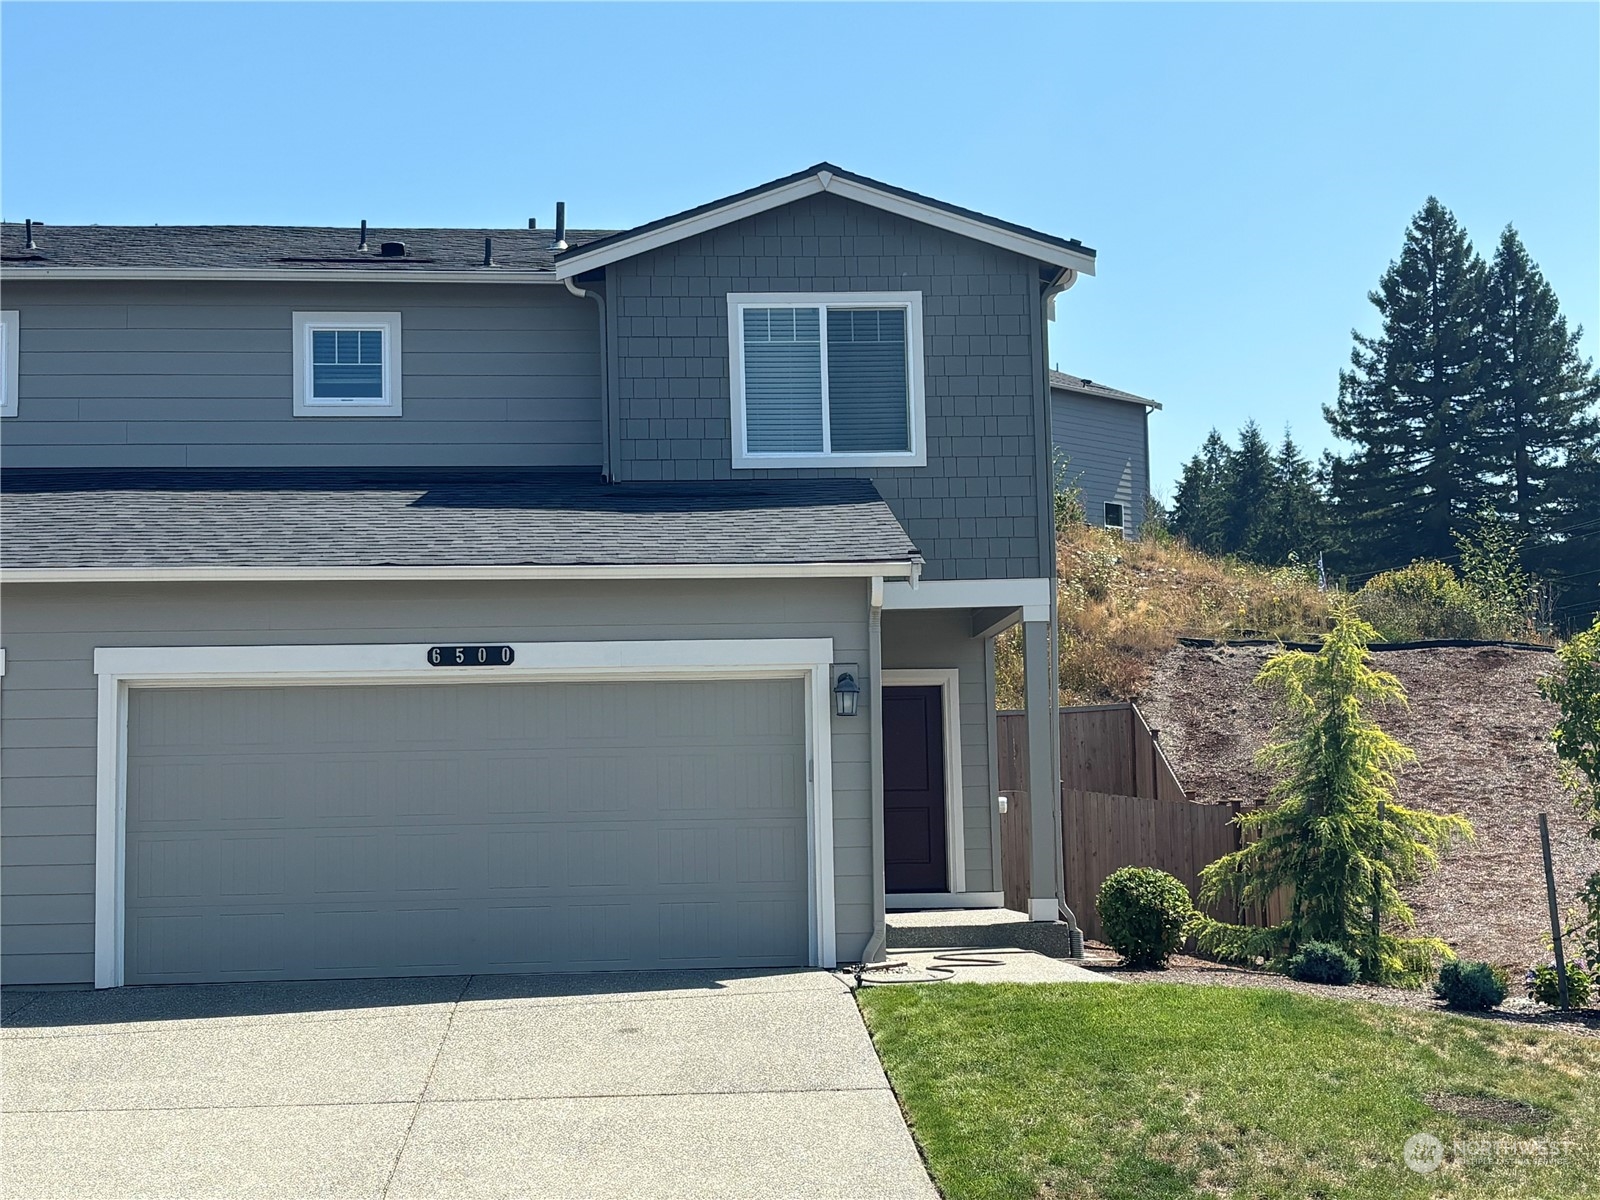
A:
93 638 837 988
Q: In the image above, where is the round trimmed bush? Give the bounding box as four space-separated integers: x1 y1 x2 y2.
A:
1527 961 1594 1008
1286 941 1360 985
1096 866 1194 968
1434 960 1508 1010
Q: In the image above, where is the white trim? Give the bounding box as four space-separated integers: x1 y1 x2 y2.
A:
882 668 966 897
0 648 6 676
0 309 18 417
1029 898 1059 922
885 891 1004 910
4 268 561 284
92 637 837 987
6 561 918 585
882 577 1051 618
552 168 1097 279
292 312 402 417
728 292 927 470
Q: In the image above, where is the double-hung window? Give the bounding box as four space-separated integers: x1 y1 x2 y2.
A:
292 312 402 416
0 310 18 418
728 292 925 468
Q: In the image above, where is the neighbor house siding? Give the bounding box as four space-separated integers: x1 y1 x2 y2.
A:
0 577 872 985
1050 390 1149 534
602 192 1051 581
0 281 602 470
880 609 997 893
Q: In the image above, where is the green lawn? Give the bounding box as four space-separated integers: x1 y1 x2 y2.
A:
857 982 1600 1200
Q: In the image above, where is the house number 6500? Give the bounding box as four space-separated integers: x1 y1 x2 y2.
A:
428 645 516 667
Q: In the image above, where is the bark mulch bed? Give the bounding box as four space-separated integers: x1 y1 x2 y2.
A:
1138 644 1599 976
1079 944 1600 1038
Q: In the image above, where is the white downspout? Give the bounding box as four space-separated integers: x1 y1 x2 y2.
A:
564 277 612 482
859 575 888 963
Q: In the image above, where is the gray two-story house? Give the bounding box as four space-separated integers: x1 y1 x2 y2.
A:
0 165 1094 988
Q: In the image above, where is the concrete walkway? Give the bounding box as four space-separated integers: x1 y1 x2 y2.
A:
1 970 936 1200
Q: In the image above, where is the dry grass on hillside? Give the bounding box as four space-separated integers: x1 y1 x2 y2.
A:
1140 643 1598 974
996 525 1337 707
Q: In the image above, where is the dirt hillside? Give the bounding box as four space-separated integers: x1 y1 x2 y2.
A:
1139 643 1598 974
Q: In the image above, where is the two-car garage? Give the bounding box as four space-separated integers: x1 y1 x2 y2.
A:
118 672 814 985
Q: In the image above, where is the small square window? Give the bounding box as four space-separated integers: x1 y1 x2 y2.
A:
1 310 18 418
1104 502 1126 532
293 312 401 416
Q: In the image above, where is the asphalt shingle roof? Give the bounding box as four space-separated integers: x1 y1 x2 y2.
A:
1048 370 1161 410
0 470 922 571
0 224 617 274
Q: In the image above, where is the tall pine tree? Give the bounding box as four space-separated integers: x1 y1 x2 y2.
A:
1479 225 1600 552
1223 421 1276 558
1326 198 1491 571
1171 430 1232 554
1258 431 1326 566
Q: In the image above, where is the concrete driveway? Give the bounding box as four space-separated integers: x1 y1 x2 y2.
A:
1 969 935 1200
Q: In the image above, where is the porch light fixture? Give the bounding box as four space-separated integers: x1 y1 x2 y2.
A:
833 671 861 718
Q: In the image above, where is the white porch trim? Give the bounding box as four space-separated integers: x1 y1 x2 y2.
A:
882 668 966 898
92 637 837 988
885 891 1003 910
882 577 1051 623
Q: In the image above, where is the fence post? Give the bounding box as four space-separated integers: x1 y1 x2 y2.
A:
1539 813 1570 1010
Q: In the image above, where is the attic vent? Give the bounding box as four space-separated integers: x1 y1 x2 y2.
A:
379 241 407 258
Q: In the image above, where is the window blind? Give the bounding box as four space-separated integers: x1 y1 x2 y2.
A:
312 328 385 399
826 308 909 453
743 307 824 453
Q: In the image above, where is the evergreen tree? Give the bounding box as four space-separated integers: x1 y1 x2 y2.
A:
1223 420 1275 557
1171 430 1232 554
1326 198 1491 571
1258 430 1326 565
1480 225 1600 549
1192 606 1472 982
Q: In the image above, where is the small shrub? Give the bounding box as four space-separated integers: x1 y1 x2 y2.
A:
1354 560 1497 641
1434 960 1509 1010
1286 941 1360 986
1526 960 1594 1008
1097 866 1195 968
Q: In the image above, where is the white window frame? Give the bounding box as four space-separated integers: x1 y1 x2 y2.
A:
727 291 926 469
1 310 18 418
1104 501 1126 533
292 311 402 417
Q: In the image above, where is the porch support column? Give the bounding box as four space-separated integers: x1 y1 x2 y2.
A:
1022 619 1061 921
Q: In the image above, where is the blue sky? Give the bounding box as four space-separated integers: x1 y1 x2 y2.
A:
3 3 1594 493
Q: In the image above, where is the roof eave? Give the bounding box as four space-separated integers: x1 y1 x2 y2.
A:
553 166 1097 280
0 267 563 284
1 560 921 584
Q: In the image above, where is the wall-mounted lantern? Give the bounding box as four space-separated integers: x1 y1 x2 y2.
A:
833 670 861 718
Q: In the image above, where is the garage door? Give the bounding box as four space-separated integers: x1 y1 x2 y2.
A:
123 679 809 984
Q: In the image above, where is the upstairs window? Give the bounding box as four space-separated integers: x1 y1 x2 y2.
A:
292 312 402 416
1104 502 1126 534
728 293 925 468
1 310 17 418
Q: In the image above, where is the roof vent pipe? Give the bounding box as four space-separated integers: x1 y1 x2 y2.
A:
553 202 567 252
483 237 494 267
25 219 36 250
528 217 537 230
358 220 368 252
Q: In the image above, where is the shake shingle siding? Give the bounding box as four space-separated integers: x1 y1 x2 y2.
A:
1 280 603 471
605 193 1049 581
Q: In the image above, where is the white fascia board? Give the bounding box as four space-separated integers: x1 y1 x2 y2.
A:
2 268 559 285
823 177 1096 276
1052 384 1162 410
553 170 1095 279
552 176 829 279
6 561 918 585
881 577 1052 612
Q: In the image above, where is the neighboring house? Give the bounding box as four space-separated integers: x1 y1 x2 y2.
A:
0 164 1096 989
1049 370 1160 536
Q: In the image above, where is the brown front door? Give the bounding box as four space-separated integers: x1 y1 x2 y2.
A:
883 685 947 894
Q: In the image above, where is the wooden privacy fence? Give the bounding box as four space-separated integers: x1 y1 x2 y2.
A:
997 704 1285 940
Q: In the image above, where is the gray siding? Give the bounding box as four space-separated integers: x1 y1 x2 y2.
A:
0 281 602 470
1050 390 1150 535
880 609 997 893
0 578 872 985
603 192 1051 581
